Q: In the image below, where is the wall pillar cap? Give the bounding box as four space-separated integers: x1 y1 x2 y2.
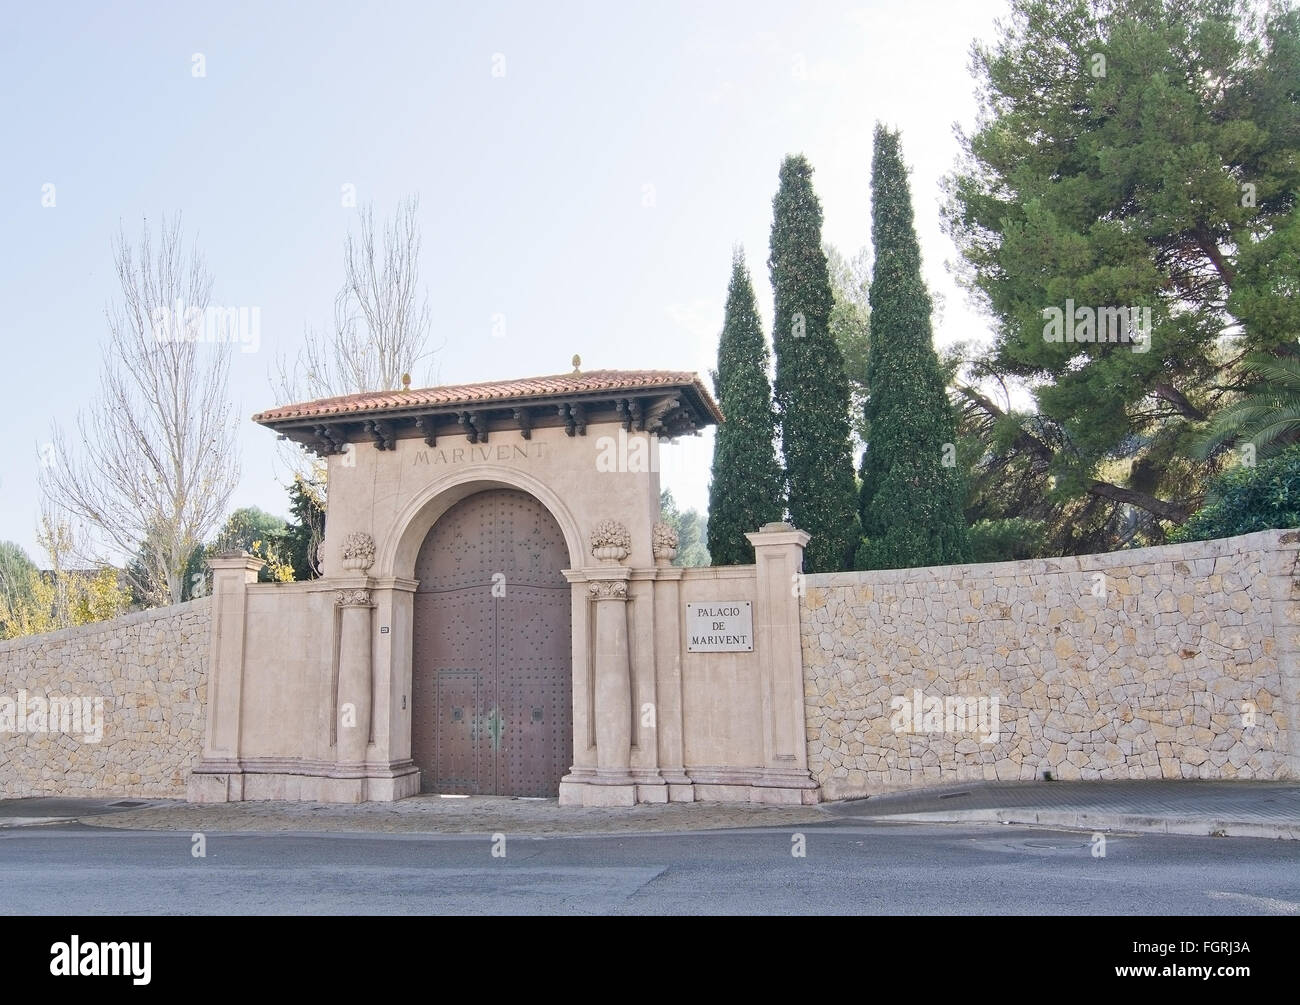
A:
745 524 811 548
208 552 266 572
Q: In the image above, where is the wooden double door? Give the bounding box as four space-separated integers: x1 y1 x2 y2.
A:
411 490 573 796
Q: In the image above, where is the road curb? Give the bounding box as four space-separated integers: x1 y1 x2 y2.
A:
0 817 75 829
847 808 1300 839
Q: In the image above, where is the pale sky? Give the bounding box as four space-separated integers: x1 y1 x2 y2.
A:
0 0 1008 560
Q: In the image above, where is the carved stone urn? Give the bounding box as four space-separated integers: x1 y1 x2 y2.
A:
651 521 679 565
340 531 376 574
590 520 631 564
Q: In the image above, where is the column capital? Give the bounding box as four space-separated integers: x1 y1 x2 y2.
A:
588 579 629 601
336 588 374 608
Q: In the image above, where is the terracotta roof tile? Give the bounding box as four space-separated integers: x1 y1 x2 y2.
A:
253 369 722 424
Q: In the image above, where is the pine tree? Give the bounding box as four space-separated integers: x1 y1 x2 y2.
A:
858 125 970 570
944 0 1300 533
768 156 860 572
707 249 785 565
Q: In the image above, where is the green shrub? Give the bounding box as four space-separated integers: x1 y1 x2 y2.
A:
966 518 1049 563
1173 444 1300 542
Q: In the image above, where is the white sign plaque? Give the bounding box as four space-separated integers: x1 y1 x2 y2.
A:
686 601 754 653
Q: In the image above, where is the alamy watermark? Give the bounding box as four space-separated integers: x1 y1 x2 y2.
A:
50 936 150 984
890 688 1001 743
0 691 105 743
595 429 658 472
1042 300 1151 353
150 298 261 353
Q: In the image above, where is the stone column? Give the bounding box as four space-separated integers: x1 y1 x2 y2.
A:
335 586 374 767
625 528 672 802
561 519 638 806
745 522 821 804
651 521 692 801
332 532 377 802
365 577 422 800
590 576 633 775
187 552 264 803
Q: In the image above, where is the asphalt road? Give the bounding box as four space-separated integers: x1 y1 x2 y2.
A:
1 820 1297 914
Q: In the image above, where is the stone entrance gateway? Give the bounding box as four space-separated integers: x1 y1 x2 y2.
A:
191 367 819 806
411 489 572 796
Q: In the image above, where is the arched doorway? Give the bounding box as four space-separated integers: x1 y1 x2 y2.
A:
411 489 573 796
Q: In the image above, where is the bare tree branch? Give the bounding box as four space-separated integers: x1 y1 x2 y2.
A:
41 215 239 606
275 195 434 406
272 194 436 489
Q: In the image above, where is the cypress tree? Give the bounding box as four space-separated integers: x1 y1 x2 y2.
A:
707 248 785 565
858 125 970 570
769 155 859 572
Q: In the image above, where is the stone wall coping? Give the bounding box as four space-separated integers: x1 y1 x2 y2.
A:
680 565 759 581
803 528 1300 589
247 580 325 595
0 596 211 655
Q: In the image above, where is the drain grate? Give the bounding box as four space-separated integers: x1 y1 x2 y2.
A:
938 791 971 800
108 800 147 808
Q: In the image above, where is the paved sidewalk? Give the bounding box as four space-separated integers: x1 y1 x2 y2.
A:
2 781 1295 838
825 780 1300 839
0 795 157 830
2 794 826 835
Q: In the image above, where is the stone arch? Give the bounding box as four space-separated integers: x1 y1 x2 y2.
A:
380 464 585 581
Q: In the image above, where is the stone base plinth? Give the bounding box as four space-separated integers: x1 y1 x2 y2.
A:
559 780 638 806
690 783 821 805
556 766 820 806
686 766 821 805
187 759 421 803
